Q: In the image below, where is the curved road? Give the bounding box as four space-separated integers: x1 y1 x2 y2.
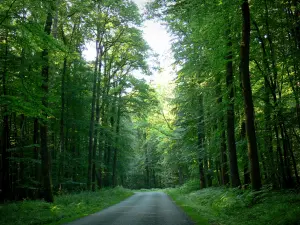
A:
65 192 194 225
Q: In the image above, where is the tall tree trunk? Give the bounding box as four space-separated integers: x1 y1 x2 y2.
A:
1 30 10 201
280 124 294 188
241 121 250 186
92 42 103 191
100 52 110 187
33 118 40 197
264 80 277 187
59 57 67 189
220 124 229 185
112 93 121 187
215 161 221 185
253 18 278 188
145 133 150 189
240 0 261 190
40 10 54 203
216 81 229 185
19 115 25 198
283 125 300 185
274 124 286 188
226 34 241 187
87 40 99 190
178 166 183 185
97 131 103 189
197 94 206 189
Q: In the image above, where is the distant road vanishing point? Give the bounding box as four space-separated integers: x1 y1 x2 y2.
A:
65 192 194 225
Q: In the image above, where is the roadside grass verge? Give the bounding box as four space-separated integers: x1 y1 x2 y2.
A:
0 186 133 225
133 188 162 192
165 180 300 225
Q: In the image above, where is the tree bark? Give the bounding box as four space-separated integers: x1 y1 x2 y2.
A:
226 35 241 187
92 43 103 191
216 80 229 186
97 131 103 189
112 93 121 187
0 27 10 202
283 125 299 185
240 0 261 190
240 121 250 186
40 10 54 203
197 94 206 189
59 57 67 188
280 124 294 188
87 40 99 190
33 118 40 196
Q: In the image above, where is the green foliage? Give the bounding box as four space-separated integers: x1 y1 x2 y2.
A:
0 0 158 200
166 183 300 225
0 187 133 225
146 0 300 192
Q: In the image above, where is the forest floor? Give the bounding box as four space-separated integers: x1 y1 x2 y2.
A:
0 187 133 225
165 180 300 225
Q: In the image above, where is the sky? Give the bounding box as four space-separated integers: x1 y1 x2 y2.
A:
83 0 174 86
134 0 174 86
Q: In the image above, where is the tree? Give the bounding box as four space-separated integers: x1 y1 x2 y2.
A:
40 3 55 203
240 0 261 190
226 27 241 188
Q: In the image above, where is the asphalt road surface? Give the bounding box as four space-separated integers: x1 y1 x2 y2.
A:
65 192 194 225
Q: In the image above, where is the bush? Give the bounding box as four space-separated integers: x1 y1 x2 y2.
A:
165 183 300 225
0 187 133 225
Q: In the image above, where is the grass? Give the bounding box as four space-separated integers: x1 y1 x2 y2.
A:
133 188 162 192
0 186 133 225
165 180 300 225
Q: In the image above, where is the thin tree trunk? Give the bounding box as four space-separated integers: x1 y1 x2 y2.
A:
280 124 294 188
19 114 25 198
87 40 99 190
216 81 229 185
145 151 150 188
252 20 278 187
97 129 103 189
275 124 286 188
226 33 241 187
198 94 206 189
33 118 40 197
92 42 103 191
264 80 277 187
143 131 150 188
283 125 300 185
220 125 229 185
59 57 67 189
215 161 221 185
1 30 10 201
240 0 261 190
100 52 110 187
260 150 267 183
112 93 121 187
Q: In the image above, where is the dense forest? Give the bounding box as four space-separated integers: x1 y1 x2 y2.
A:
147 0 300 192
1 0 300 211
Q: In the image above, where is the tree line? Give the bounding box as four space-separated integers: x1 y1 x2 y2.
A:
0 0 158 203
144 0 300 191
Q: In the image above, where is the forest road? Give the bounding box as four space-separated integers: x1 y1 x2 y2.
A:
64 191 194 225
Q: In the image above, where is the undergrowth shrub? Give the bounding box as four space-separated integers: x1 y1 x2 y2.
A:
166 183 300 225
177 179 199 194
0 187 133 225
